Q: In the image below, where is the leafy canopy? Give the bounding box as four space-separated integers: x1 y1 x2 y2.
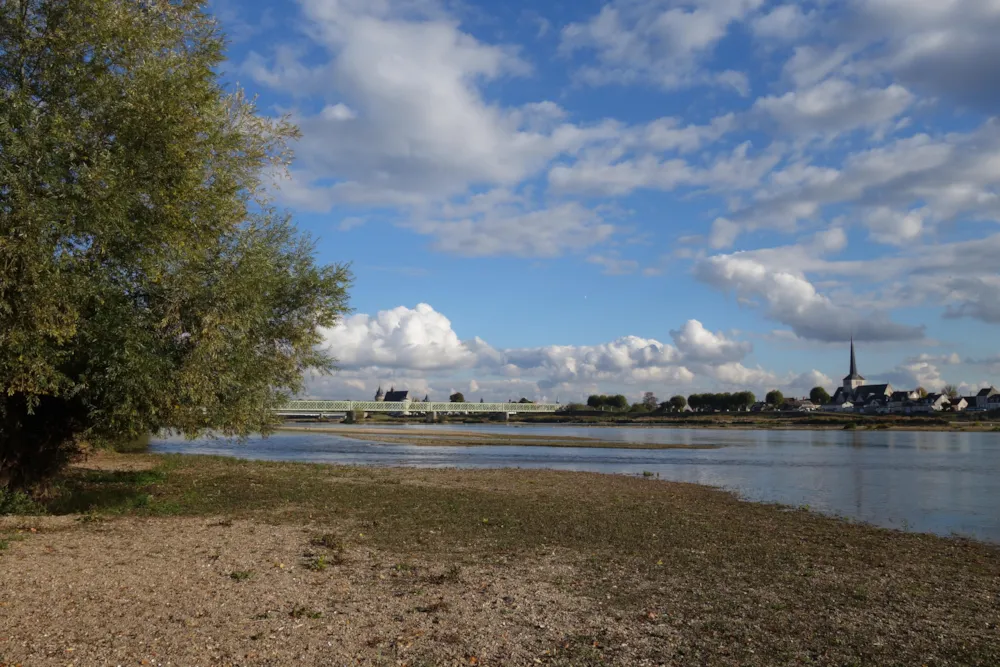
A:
0 0 351 487
765 390 785 406
809 386 831 405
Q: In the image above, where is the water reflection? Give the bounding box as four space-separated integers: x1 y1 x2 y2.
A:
150 426 1000 543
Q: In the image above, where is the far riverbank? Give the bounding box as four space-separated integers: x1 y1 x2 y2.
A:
319 411 1000 432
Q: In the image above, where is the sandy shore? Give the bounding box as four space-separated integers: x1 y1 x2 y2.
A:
276 425 718 449
1 452 998 666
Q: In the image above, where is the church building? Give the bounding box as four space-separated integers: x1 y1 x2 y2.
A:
829 339 893 406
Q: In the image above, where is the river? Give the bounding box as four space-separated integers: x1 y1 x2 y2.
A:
149 424 1000 543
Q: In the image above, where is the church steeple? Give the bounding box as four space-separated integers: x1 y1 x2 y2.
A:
843 337 865 392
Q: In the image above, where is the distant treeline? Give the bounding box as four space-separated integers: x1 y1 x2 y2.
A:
687 392 757 412
573 391 758 413
585 394 630 410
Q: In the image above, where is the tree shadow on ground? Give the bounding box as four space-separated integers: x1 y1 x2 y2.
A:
45 469 166 515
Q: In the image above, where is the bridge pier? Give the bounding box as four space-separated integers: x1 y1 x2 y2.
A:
426 411 437 423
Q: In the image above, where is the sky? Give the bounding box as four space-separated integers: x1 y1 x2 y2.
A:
212 0 1000 403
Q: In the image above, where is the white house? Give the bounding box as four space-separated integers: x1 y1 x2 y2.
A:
909 393 952 413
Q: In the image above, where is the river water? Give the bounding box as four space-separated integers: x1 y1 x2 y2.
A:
149 424 1000 543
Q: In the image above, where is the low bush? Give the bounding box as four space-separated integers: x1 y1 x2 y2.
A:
0 487 44 516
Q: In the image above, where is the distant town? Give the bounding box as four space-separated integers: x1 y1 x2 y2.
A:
369 341 1000 416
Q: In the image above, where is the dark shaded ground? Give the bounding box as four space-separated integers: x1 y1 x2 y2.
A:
1 452 998 666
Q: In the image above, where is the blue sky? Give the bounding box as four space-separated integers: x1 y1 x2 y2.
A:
213 0 1000 402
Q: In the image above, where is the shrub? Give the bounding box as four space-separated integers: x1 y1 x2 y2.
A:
0 488 44 516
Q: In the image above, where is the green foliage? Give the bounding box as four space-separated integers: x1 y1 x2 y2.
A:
517 397 533 403
687 391 755 412
667 395 687 412
809 386 831 405
765 390 785 407
641 391 658 410
304 554 329 571
586 394 629 411
0 0 351 488
942 384 959 398
0 487 44 515
449 392 465 403
229 570 253 582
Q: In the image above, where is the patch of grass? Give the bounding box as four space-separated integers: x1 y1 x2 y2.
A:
541 634 616 666
229 570 253 582
303 554 329 571
45 468 167 515
75 511 104 524
111 435 151 454
309 532 346 565
0 530 29 553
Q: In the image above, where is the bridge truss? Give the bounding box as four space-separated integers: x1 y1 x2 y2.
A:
274 400 560 416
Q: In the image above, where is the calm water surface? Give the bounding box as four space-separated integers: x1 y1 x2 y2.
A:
150 425 1000 543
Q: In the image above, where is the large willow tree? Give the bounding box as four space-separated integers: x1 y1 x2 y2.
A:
0 0 351 488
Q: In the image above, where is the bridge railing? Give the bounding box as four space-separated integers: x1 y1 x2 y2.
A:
274 400 560 414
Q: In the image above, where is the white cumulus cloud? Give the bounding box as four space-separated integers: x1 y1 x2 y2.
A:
319 303 490 371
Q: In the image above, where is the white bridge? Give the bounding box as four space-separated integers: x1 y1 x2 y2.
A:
275 400 560 419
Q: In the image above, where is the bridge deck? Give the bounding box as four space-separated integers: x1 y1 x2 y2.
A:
275 400 559 414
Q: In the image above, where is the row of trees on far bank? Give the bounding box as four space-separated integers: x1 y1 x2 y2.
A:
688 391 758 412
574 386 835 414
586 394 630 411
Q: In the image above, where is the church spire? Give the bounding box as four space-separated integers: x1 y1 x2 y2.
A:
850 336 858 378
843 337 865 389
